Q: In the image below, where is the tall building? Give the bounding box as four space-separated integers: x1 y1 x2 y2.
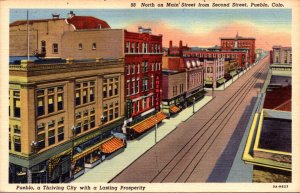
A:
220 33 256 66
9 58 125 183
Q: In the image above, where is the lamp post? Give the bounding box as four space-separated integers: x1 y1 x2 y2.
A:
193 97 195 114
155 118 157 144
30 141 37 153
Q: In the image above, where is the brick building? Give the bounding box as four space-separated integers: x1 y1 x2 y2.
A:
162 56 205 116
220 33 256 66
202 58 225 88
9 58 125 183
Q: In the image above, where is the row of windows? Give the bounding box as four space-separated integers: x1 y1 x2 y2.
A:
103 78 119 99
126 76 155 96
75 81 95 106
37 86 64 117
40 41 59 54
74 107 96 135
189 73 203 87
102 101 119 123
78 43 97 50
9 135 21 152
184 52 241 59
9 90 20 118
132 96 155 115
173 84 184 97
126 62 161 75
125 41 161 53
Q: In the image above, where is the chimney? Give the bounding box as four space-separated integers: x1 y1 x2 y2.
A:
169 40 173 49
179 40 183 48
68 11 75 18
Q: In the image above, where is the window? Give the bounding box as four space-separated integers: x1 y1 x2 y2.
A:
132 64 135 74
37 97 44 116
14 125 21 134
114 78 119 95
126 81 130 96
132 42 135 53
83 89 88 104
109 82 113 97
115 107 119 118
142 61 148 72
58 117 64 126
137 63 140 73
75 122 81 135
37 123 45 133
127 65 130 75
75 112 81 120
75 90 81 106
136 78 139 94
48 130 55 146
90 115 95 128
58 126 64 142
92 43 97 50
132 79 135 95
52 43 58 54
57 93 63 111
14 137 21 152
37 133 45 150
48 95 54 113
151 75 154 89
142 78 148 91
83 120 89 131
136 100 139 112
109 109 113 121
13 98 21 118
136 42 139 53
142 98 147 109
125 42 130 53
152 63 155 71
90 87 94 102
78 43 83 50
103 80 107 98
102 111 108 123
41 41 46 53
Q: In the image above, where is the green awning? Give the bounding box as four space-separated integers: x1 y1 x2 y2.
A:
205 80 213 85
230 70 237 76
217 78 225 84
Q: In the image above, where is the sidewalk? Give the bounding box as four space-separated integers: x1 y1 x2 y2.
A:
205 64 256 91
73 96 213 183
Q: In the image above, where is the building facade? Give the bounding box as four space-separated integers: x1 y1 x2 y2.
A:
203 58 225 88
272 45 292 64
9 58 125 183
220 33 256 66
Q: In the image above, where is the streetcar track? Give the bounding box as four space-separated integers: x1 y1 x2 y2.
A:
150 60 269 183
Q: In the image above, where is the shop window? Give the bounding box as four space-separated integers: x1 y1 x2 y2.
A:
48 130 55 146
58 126 64 142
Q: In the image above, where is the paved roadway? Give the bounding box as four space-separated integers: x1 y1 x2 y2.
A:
111 56 270 183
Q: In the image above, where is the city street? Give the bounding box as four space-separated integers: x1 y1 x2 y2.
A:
111 56 270 183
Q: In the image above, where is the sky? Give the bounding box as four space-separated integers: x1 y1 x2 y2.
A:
10 9 291 50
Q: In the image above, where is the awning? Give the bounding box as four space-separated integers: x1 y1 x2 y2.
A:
230 70 237 77
170 106 180 114
100 137 125 154
130 112 167 134
217 78 225 84
205 80 213 85
72 137 113 162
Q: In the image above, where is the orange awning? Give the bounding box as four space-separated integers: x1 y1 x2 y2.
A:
170 106 180 114
131 112 167 134
100 137 125 154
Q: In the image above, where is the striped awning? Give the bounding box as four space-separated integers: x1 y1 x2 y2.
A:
170 106 180 114
100 137 125 154
131 112 167 134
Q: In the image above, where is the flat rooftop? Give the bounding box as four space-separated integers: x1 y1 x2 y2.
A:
269 75 291 87
259 117 291 153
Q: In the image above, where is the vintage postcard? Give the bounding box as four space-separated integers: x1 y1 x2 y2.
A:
0 0 299 192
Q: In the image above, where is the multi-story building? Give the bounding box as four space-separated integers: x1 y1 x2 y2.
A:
168 40 191 56
272 45 292 64
223 59 238 80
162 56 205 116
243 63 291 182
220 33 256 66
9 58 125 183
202 58 225 88
10 12 165 140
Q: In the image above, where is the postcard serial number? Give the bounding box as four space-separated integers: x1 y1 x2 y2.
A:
273 184 289 188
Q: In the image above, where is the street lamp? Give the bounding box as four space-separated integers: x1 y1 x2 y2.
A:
155 118 157 144
30 141 38 153
193 97 195 114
